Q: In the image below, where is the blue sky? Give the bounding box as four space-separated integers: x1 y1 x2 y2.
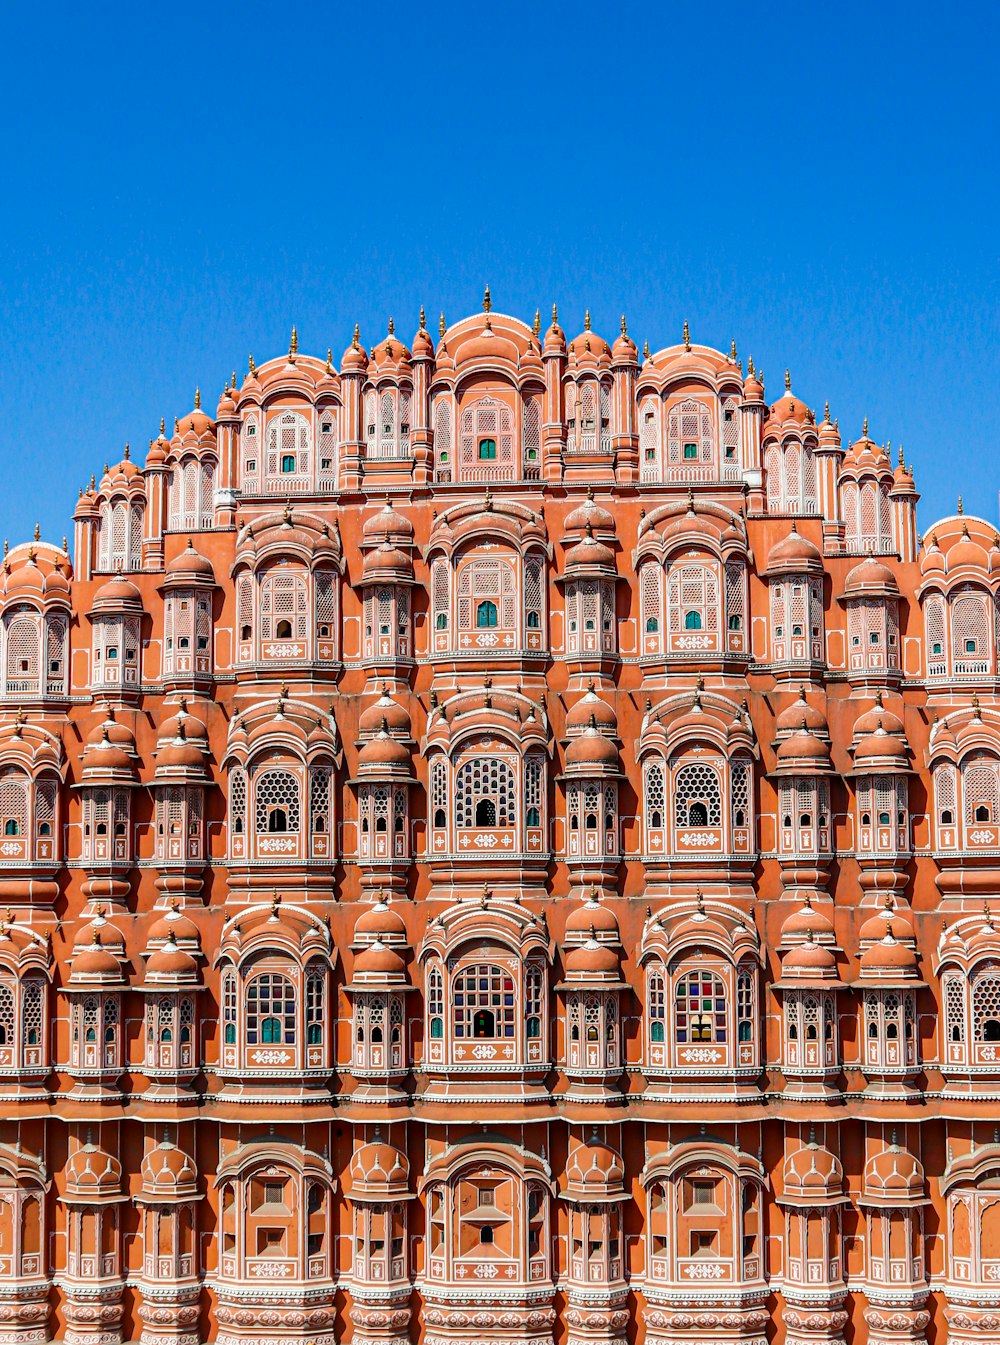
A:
0 1 996 547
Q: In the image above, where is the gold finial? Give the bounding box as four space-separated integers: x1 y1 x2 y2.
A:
194 388 201 409
124 441 132 461
683 319 691 350
533 309 541 336
231 371 236 389
784 368 791 392
387 316 395 335
584 309 591 331
862 415 869 437
747 355 755 377
160 417 166 435
32 522 39 543
483 284 492 313
958 495 964 514
621 314 627 336
62 535 67 552
326 348 333 373
643 339 650 360
898 443 905 468
439 312 446 338
419 305 426 330
248 353 256 375
551 303 558 325
89 473 96 490
823 400 830 422
289 326 298 356
730 339 737 361
350 323 359 349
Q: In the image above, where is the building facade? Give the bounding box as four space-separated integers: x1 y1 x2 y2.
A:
0 297 996 1345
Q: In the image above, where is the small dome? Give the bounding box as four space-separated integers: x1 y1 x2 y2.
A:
844 556 899 596
775 689 829 738
564 890 621 942
779 895 835 944
610 320 638 366
357 728 413 775
359 690 412 738
860 926 918 976
852 693 904 740
144 938 200 987
146 903 201 948
564 938 620 978
165 541 215 581
564 529 616 573
948 524 990 572
565 719 619 771
362 500 414 546
775 726 832 768
782 935 837 977
566 685 618 735
81 725 135 778
70 938 125 985
568 318 611 366
361 541 414 581
353 896 408 947
350 1138 409 1196
782 1143 844 1202
91 575 144 613
566 1138 626 1196
543 311 567 356
564 490 616 536
863 1146 926 1204
854 721 909 767
141 1140 198 1200
858 896 914 944
65 1143 123 1202
352 939 406 982
765 524 822 573
341 329 369 375
157 701 209 746
155 727 205 774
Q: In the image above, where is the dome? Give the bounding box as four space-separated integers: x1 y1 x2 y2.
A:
143 938 200 987
775 689 829 738
543 309 567 356
564 528 616 573
610 318 638 366
351 939 406 983
858 896 914 944
69 938 125 985
81 725 135 778
859 926 918 976
765 524 822 574
854 722 909 768
146 902 201 948
341 327 369 375
566 685 618 735
775 726 833 768
564 938 620 978
362 499 415 546
65 1143 123 1202
361 541 414 581
359 690 412 738
564 890 621 942
852 693 904 740
862 1145 926 1205
843 557 899 596
164 540 215 582
353 896 408 947
91 575 144 613
157 701 209 747
155 725 206 774
140 1140 199 1201
780 897 835 945
568 316 611 366
564 719 619 771
781 934 838 977
350 1138 409 1197
564 489 616 536
357 728 413 776
948 524 990 572
566 1138 626 1198
782 1143 845 1204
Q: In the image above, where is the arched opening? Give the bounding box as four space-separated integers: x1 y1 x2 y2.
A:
268 808 288 834
688 801 708 826
684 610 702 630
276 619 293 639
473 1009 495 1038
476 600 498 628
475 799 496 826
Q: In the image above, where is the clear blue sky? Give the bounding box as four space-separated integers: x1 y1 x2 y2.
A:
0 2 996 547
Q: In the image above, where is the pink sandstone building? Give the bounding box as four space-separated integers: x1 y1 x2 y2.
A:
0 295 995 1344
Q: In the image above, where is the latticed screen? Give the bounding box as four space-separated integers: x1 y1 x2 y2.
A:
266 411 311 482
305 969 324 1043
925 595 947 660
673 762 722 827
644 762 665 827
455 757 515 828
246 974 296 1045
5 615 39 690
667 564 718 632
229 770 247 835
0 769 27 835
309 769 332 833
639 398 659 476
640 565 662 635
952 592 989 661
674 970 726 1043
459 397 514 475
964 756 1000 823
452 964 516 1038
456 559 516 631
972 966 1000 1040
254 770 300 834
945 975 966 1043
22 978 42 1049
260 573 308 641
667 398 714 466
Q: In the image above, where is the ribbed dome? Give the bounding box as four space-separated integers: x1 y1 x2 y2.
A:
65 1143 123 1201
350 1138 409 1196
140 1140 199 1201
775 689 829 738
566 686 618 735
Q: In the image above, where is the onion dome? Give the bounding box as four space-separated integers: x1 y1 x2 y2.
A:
852 690 904 740
843 556 899 597
566 684 618 736
216 382 237 420
64 1142 125 1204
564 488 617 538
817 402 840 451
146 420 172 468
368 320 412 377
743 359 764 402
861 1145 927 1207
948 521 989 572
764 523 823 576
775 724 833 772
361 540 414 584
781 1142 847 1206
411 308 435 360
858 893 915 944
142 937 201 989
563 934 621 982
775 688 830 739
767 373 814 430
162 540 215 585
154 722 207 779
543 306 567 356
350 1136 410 1199
568 312 611 367
90 575 144 615
352 895 408 949
359 688 412 738
80 722 137 783
146 900 201 949
156 698 209 748
564 716 620 774
350 938 408 988
356 721 414 781
610 315 638 366
99 452 143 494
341 325 369 375
173 390 215 442
779 929 839 983
2 545 72 603
566 1136 626 1200
852 719 909 772
362 499 415 547
779 894 835 945
859 924 919 980
920 530 945 576
563 524 616 576
68 926 127 987
139 1139 199 1203
564 888 621 944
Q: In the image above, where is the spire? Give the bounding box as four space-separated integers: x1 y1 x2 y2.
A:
747 355 755 377
584 308 591 331
683 319 691 350
533 309 541 336
958 494 964 515
439 312 446 338
621 314 628 336
326 348 333 373
193 388 201 410
387 316 395 336
483 284 492 314
248 352 256 375
730 338 737 361
823 400 830 422
289 326 298 358
862 415 869 437
785 368 791 392
419 305 426 330
33 521 40 542
643 339 650 360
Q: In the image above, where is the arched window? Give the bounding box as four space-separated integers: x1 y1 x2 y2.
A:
673 762 722 828
246 973 296 1046
644 761 666 834
476 600 498 628
674 969 727 1044
684 610 702 630
254 770 301 836
452 964 516 1040
972 965 1000 1044
459 396 515 479
259 571 309 648
265 410 311 487
455 757 516 830
648 970 666 1043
